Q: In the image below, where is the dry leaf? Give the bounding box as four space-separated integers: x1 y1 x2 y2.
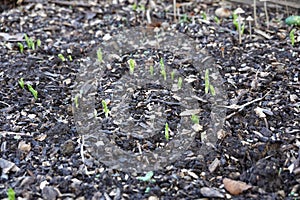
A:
223 178 252 195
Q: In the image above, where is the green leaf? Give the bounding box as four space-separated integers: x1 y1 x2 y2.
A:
7 188 15 200
17 42 24 53
165 122 169 141
137 171 154 182
18 78 25 89
97 48 102 62
285 16 300 26
128 59 135 74
58 54 66 62
27 84 38 100
209 84 216 96
290 29 296 46
101 100 109 118
191 114 199 124
178 77 183 89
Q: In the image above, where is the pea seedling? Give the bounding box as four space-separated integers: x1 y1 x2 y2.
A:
7 188 15 200
149 65 154 76
165 122 169 141
137 171 155 182
290 29 296 46
97 48 103 63
128 59 135 74
101 100 110 118
18 78 25 89
27 84 38 100
160 58 166 80
178 77 183 89
205 69 216 96
58 54 66 62
17 42 24 53
191 114 199 124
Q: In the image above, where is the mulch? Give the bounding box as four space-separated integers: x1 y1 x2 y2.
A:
0 0 299 199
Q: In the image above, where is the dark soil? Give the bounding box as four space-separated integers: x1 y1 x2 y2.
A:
0 0 299 199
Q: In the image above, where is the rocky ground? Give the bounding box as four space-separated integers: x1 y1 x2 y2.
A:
0 0 299 199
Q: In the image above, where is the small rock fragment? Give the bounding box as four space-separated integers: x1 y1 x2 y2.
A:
61 139 75 155
223 178 252 195
209 158 220 173
200 187 224 198
42 186 59 200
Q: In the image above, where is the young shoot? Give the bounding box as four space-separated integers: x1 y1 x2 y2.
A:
205 69 216 96
58 54 66 62
17 42 24 53
68 55 73 61
160 58 166 80
214 16 220 24
101 99 110 118
201 11 207 20
178 77 183 89
36 39 41 48
171 70 175 80
7 188 15 200
27 84 38 100
137 171 155 182
97 48 103 63
149 65 154 76
18 78 25 89
165 122 169 141
74 95 79 108
191 114 199 124
290 29 296 46
128 59 135 74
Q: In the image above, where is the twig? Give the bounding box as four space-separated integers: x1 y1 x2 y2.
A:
220 91 271 119
48 0 93 8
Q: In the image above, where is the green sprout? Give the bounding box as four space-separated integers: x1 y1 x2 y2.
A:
165 122 169 141
18 78 25 89
205 69 216 96
160 58 166 80
36 39 41 48
68 55 73 61
24 34 36 50
101 100 110 118
145 187 151 193
171 70 175 80
180 14 189 23
17 42 24 53
191 114 199 124
178 77 183 89
132 3 137 11
128 59 135 74
74 95 79 108
137 171 155 182
149 65 154 76
7 188 15 200
27 84 38 100
30 38 35 50
97 48 102 63
290 29 296 46
201 12 207 20
58 54 66 62
214 16 220 24
233 13 245 34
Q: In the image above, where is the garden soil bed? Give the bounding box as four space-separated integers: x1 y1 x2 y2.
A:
0 0 299 199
